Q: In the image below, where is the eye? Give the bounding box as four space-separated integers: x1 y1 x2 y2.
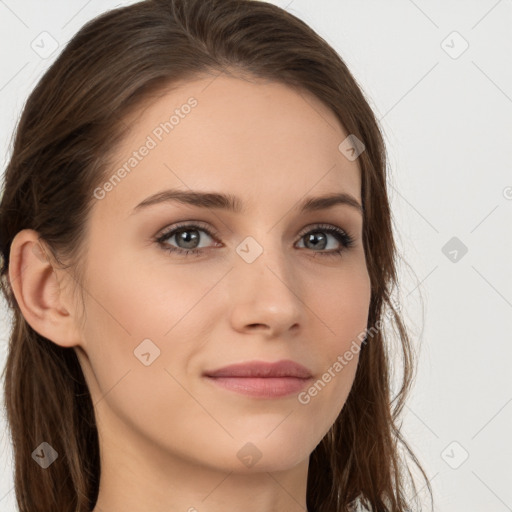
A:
155 221 220 257
295 223 356 258
155 221 356 258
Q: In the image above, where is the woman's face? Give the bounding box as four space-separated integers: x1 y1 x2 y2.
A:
73 73 371 474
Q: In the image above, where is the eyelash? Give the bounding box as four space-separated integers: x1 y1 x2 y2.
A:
155 221 356 259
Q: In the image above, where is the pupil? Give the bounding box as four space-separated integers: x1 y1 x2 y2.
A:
306 232 327 250
178 229 199 249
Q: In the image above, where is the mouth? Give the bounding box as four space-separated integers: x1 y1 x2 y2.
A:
202 359 314 398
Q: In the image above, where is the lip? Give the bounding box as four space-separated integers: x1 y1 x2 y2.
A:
203 360 313 398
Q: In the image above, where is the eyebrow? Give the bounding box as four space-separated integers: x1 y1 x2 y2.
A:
131 189 363 216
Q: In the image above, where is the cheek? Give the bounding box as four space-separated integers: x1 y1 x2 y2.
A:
78 250 225 412
77 259 209 447
315 258 371 345
297 260 370 420
85 243 217 340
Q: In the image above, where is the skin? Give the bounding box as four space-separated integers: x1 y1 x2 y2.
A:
10 72 371 512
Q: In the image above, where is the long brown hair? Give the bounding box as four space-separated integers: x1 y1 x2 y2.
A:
0 0 433 510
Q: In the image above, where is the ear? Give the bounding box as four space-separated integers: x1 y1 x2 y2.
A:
8 229 83 348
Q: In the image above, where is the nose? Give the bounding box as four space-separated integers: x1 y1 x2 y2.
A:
228 243 303 338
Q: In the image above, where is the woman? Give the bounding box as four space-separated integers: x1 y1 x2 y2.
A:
0 0 433 510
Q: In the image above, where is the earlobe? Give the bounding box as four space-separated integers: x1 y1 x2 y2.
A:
8 229 83 348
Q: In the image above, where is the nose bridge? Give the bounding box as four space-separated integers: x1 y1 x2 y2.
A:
235 230 290 286
229 231 303 332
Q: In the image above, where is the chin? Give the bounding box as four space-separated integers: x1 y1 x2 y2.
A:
210 432 315 474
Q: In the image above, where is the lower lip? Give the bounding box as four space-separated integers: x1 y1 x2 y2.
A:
204 376 312 398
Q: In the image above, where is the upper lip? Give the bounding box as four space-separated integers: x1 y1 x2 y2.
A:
203 359 313 379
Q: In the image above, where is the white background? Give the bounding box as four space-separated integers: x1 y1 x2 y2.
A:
1 1 511 511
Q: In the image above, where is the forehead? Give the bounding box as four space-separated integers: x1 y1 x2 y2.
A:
95 73 362 217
